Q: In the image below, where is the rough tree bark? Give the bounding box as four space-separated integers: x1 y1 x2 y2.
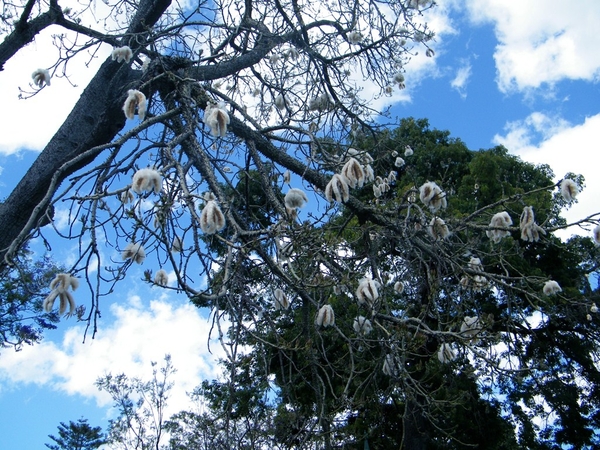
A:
0 0 172 267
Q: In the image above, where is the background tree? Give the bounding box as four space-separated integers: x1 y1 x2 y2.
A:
0 245 61 351
1 0 600 448
96 354 174 449
45 418 105 450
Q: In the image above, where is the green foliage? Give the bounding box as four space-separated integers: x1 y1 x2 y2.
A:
0 248 60 352
95 355 174 450
45 418 105 450
201 118 600 448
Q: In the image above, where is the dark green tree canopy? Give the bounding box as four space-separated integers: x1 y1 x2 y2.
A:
45 418 105 450
1 0 599 448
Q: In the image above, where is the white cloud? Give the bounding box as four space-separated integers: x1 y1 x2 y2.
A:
0 0 138 156
0 28 110 155
493 112 571 150
450 59 472 98
464 0 600 92
495 113 600 236
0 294 226 415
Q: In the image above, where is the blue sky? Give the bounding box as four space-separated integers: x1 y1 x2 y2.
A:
1 1 600 448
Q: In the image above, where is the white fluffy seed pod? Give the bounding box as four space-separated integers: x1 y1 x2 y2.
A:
356 278 381 306
315 305 335 327
393 72 405 85
486 211 513 243
393 281 404 295
363 164 375 182
345 148 374 164
308 93 332 112
283 48 300 60
200 200 226 234
204 103 230 137
341 158 366 189
428 217 450 240
543 280 562 296
593 225 600 246
275 93 286 110
472 275 488 292
560 179 579 202
353 316 373 335
347 31 363 44
284 188 308 209
419 181 447 212
31 68 51 87
404 145 414 156
437 343 456 364
120 190 134 204
388 171 397 183
286 207 298 221
373 184 382 198
460 316 482 338
50 273 79 293
394 157 405 168
325 174 350 203
43 289 59 313
154 269 169 286
44 289 76 317
382 354 398 376
519 206 546 242
468 257 484 272
460 275 488 292
111 46 133 63
132 168 162 195
123 89 147 120
520 206 534 229
591 303 598 313
122 242 146 264
283 170 291 184
203 192 216 202
171 236 183 253
274 288 290 310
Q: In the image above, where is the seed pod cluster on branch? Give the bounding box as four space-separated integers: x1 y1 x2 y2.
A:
2 0 600 447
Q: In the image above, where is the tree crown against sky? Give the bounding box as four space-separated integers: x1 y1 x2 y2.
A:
1 0 600 448
0 246 61 351
45 417 105 450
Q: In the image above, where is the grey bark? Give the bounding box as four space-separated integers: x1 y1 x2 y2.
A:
0 0 62 71
0 0 172 266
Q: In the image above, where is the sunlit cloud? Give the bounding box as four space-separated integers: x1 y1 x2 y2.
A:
450 59 472 98
495 113 600 237
0 292 226 415
463 0 600 93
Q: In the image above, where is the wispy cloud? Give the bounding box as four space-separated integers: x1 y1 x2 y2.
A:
450 59 472 98
493 112 571 149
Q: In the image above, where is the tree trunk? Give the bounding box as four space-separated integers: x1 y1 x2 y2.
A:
0 0 172 267
403 397 427 450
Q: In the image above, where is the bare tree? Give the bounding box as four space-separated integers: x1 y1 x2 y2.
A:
96 355 174 450
2 0 600 447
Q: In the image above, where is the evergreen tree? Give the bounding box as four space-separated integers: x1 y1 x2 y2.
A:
45 418 105 450
0 0 599 448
